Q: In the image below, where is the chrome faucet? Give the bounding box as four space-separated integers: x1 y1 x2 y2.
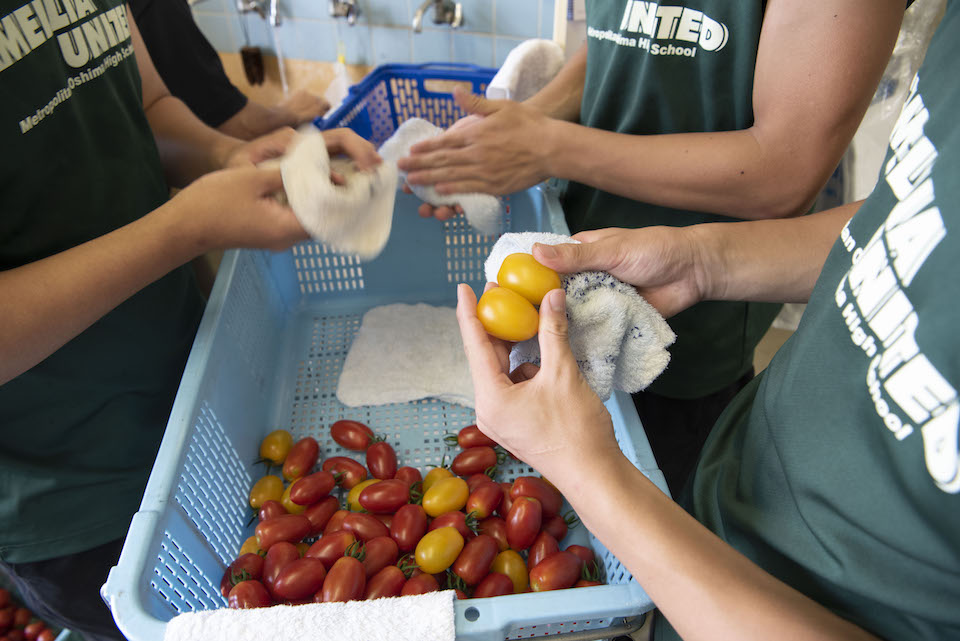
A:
412 0 464 33
237 0 280 26
329 0 359 25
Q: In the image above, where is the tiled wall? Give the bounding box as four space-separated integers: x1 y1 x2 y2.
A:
191 0 556 69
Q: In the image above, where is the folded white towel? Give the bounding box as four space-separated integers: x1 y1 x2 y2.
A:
337 303 475 408
485 232 676 401
275 129 399 261
378 118 502 236
163 591 454 641
486 39 566 103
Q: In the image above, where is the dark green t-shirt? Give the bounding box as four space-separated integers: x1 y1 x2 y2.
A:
662 6 960 638
566 1 780 398
0 0 204 562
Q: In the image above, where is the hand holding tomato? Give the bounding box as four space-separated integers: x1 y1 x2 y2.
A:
456 283 622 489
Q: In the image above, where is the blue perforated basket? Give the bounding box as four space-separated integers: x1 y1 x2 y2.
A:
102 64 667 641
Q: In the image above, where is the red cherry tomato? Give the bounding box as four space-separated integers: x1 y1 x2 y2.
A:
400 572 440 596
506 497 542 551
541 513 569 542
22 623 44 641
450 446 498 477
220 553 265 597
497 481 514 517
428 510 477 541
394 466 422 488
510 476 562 517
364 565 407 600
262 541 301 597
366 441 398 480
575 579 603 588
390 504 428 552
358 478 409 514
255 513 312 550
0 608 14 630
320 556 366 603
282 436 319 481
465 482 503 519
304 495 340 536
12 609 30 628
330 420 376 451
473 572 514 598
0 588 9 608
361 536 399 577
305 530 357 569
324 509 350 535
322 456 369 489
529 551 581 592
8 629 27 641
342 512 390 542
527 531 560 570
36 630 56 641
565 544 595 569
272 557 328 601
289 470 336 506
457 424 498 449
478 516 509 552
466 472 495 493
452 534 499 586
258 500 287 522
227 580 272 608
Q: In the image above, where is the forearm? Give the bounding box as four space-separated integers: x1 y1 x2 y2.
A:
0 200 200 385
218 101 294 141
691 201 860 304
145 95 241 187
559 454 882 641
523 43 586 122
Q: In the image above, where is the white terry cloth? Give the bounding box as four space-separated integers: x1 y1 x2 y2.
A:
275 128 399 261
337 303 475 408
485 232 676 401
378 118 502 236
486 39 566 103
163 591 455 641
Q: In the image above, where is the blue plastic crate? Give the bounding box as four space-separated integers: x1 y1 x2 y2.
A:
102 64 668 641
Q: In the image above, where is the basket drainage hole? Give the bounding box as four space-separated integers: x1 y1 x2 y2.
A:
464 607 480 622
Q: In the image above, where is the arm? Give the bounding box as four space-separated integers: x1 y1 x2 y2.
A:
218 90 331 141
530 201 859 319
454 277 883 641
401 0 904 220
523 42 587 122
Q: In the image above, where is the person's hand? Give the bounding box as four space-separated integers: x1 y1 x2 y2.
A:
531 227 704 319
225 126 298 168
321 127 382 171
279 89 331 125
167 165 308 254
397 86 553 198
455 284 621 481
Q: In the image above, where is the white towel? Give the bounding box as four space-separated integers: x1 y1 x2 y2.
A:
485 39 566 103
378 118 503 236
162 591 454 641
337 303 475 408
485 232 676 401
274 129 399 261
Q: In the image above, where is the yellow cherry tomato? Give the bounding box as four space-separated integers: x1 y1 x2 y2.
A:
249 474 284 509
259 429 293 465
497 253 562 306
476 287 539 342
347 479 380 512
422 476 469 517
281 483 306 515
422 466 454 493
238 535 260 556
492 549 528 593
415 526 464 574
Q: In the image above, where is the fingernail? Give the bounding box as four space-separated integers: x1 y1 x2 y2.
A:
547 288 565 312
535 243 557 260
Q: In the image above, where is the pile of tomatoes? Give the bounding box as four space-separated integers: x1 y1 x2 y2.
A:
0 588 57 641
224 420 603 608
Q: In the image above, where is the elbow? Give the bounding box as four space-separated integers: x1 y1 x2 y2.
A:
737 167 837 221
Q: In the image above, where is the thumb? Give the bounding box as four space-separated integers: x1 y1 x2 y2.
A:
453 85 502 117
532 241 611 274
536 289 576 375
